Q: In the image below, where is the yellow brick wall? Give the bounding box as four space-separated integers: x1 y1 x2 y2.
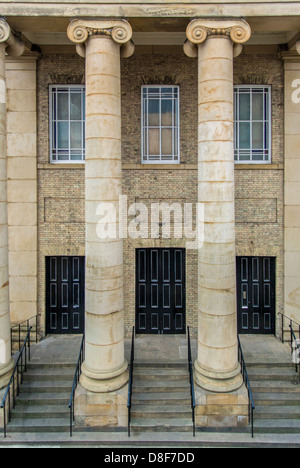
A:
36 49 284 338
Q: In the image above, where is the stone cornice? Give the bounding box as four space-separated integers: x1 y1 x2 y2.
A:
0 18 24 56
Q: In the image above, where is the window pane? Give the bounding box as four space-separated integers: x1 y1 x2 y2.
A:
148 128 160 155
161 128 172 155
252 93 264 121
161 100 173 126
239 93 250 121
148 99 160 126
252 122 263 149
70 122 82 148
239 122 250 149
57 93 69 120
70 93 82 120
57 122 69 148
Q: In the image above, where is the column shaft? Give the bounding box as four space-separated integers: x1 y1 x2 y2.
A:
0 43 13 388
80 36 128 393
194 36 242 392
185 19 251 393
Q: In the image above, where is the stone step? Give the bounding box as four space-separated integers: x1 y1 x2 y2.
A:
131 404 192 419
7 418 70 433
16 392 70 405
251 380 300 393
133 379 190 393
134 369 189 381
19 381 72 394
255 405 300 419
254 419 300 434
132 391 191 405
254 393 300 405
23 368 75 382
248 367 298 381
130 418 193 433
11 405 69 419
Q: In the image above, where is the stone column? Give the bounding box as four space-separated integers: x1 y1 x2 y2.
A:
0 18 24 389
67 20 134 393
185 19 251 393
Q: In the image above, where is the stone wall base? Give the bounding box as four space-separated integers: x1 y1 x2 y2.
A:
195 383 249 428
74 384 128 429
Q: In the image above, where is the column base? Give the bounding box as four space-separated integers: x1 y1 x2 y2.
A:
80 360 129 393
73 382 128 429
195 382 249 429
194 359 243 393
0 358 14 390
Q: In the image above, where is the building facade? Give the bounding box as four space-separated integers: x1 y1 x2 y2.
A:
0 0 299 428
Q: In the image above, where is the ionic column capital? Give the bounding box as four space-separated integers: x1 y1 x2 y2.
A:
184 18 251 58
0 18 24 57
67 19 134 58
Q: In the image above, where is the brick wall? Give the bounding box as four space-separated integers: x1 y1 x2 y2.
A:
36 48 284 338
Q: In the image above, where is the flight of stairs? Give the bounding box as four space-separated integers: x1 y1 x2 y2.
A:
130 363 194 434
7 362 74 434
248 362 300 434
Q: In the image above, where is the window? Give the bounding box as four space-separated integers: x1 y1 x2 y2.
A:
50 85 85 163
142 86 180 164
234 86 271 163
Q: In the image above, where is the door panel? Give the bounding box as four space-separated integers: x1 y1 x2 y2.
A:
136 248 186 334
46 256 85 334
237 256 275 334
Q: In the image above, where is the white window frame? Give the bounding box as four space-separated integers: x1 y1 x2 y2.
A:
234 85 272 164
141 85 180 164
49 85 85 163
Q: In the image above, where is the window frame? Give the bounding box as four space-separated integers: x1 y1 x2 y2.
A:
141 85 180 165
234 85 272 164
49 84 86 164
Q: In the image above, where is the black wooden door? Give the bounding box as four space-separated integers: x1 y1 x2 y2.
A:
237 257 276 334
46 256 85 334
136 248 186 334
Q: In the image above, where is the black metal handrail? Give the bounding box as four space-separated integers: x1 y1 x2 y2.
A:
238 336 255 438
278 313 300 379
187 327 196 437
1 326 32 438
11 315 38 354
127 326 135 437
279 312 300 344
68 334 85 437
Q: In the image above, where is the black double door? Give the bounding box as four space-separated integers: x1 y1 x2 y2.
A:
46 256 85 334
237 256 276 334
136 248 186 334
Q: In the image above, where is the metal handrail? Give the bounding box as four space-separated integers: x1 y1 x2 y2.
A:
1 326 32 438
68 334 85 437
279 312 300 344
187 327 196 437
11 315 38 354
127 326 135 437
278 313 300 379
238 336 255 438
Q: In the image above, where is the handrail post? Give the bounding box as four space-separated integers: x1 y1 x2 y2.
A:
127 326 135 438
